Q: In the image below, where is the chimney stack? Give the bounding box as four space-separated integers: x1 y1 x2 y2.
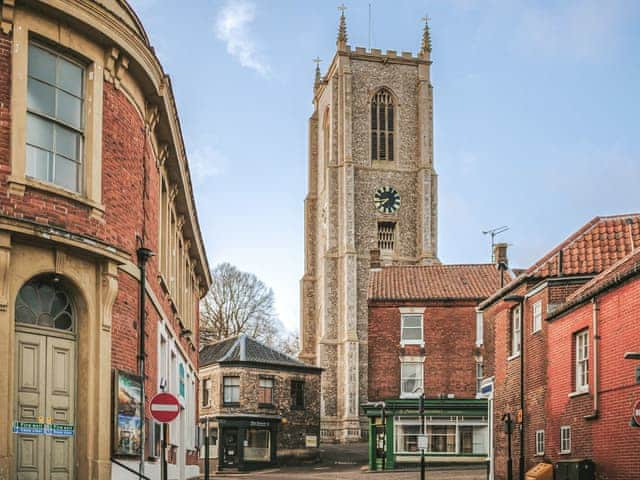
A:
493 243 508 269
370 249 381 270
494 243 508 287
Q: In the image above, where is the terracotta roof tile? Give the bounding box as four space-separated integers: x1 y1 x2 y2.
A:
368 264 507 301
526 214 640 278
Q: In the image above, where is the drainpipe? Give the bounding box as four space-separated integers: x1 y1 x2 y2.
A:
137 247 154 477
585 298 600 420
504 294 524 480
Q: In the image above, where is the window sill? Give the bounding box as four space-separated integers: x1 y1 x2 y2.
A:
531 328 542 335
258 403 274 409
559 451 571 455
507 353 521 361
223 403 240 408
290 406 305 411
399 393 422 399
568 390 589 398
534 452 544 457
400 341 425 348
8 175 105 220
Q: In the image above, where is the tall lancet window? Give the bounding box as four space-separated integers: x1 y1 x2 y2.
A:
371 89 394 161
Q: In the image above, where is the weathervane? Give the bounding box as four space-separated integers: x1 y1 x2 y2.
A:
421 14 431 23
338 3 347 14
313 56 322 66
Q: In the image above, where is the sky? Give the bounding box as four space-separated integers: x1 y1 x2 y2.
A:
129 0 640 333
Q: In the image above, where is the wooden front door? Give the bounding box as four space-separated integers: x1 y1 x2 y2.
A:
15 331 75 480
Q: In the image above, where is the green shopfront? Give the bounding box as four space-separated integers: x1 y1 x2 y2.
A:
363 399 490 471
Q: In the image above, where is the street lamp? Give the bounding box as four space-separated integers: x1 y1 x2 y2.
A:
412 386 426 480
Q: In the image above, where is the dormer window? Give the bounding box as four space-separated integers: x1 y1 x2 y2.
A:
371 89 394 161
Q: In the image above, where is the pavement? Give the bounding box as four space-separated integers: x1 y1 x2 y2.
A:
207 443 488 479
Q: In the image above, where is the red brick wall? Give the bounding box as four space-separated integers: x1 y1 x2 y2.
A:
368 300 481 401
548 277 640 479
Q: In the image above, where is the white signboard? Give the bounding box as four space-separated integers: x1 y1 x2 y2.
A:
417 434 428 451
305 435 318 448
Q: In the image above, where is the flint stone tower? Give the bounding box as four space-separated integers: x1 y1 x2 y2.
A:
300 12 439 442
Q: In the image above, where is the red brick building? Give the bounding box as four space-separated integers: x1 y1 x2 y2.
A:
365 262 505 470
478 215 640 480
544 248 640 479
0 1 211 479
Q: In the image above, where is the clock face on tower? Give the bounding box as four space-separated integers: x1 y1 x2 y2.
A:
374 186 401 214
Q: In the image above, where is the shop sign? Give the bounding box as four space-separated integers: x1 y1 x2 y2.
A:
113 370 143 457
305 435 318 448
250 421 269 427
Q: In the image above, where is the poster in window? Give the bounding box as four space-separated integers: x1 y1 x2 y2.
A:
113 370 143 456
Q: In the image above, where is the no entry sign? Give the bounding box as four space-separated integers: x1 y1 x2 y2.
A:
150 392 181 423
633 399 640 426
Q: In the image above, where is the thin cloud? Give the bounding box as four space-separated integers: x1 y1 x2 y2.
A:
515 0 628 61
215 0 271 76
188 144 228 185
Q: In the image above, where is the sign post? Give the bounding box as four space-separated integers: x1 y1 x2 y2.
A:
150 392 180 480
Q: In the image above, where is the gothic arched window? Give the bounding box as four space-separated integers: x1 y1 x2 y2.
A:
371 89 394 161
15 276 75 332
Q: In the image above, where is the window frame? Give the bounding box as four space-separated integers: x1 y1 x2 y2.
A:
475 360 484 394
9 20 106 215
532 300 542 333
400 314 423 346
535 430 544 456
26 42 85 193
510 305 522 357
475 311 484 346
370 88 396 162
560 426 571 454
575 330 589 393
400 362 424 398
222 376 241 405
202 378 211 407
290 380 305 410
258 377 274 407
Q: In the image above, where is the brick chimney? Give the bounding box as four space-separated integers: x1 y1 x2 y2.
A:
493 243 508 269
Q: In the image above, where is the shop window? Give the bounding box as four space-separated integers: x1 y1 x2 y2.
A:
395 420 421 453
199 427 218 459
245 428 270 462
26 44 84 192
428 425 456 453
291 380 305 409
223 376 240 405
400 314 423 345
394 417 488 455
258 377 274 406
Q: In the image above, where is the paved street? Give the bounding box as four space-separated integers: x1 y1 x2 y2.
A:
208 443 488 479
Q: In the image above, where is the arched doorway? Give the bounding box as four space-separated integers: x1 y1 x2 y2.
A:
14 275 76 479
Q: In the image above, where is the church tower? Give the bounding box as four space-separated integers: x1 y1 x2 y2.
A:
300 11 439 441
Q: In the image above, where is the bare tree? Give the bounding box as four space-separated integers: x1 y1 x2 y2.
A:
199 263 286 348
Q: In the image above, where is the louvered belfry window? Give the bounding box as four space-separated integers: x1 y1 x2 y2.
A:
371 89 394 161
378 222 396 251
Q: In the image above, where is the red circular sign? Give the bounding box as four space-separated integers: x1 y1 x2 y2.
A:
633 399 640 426
150 392 181 423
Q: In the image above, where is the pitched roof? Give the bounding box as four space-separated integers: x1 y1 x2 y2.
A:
368 264 507 301
199 334 317 370
548 248 640 319
527 214 640 278
479 214 640 309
